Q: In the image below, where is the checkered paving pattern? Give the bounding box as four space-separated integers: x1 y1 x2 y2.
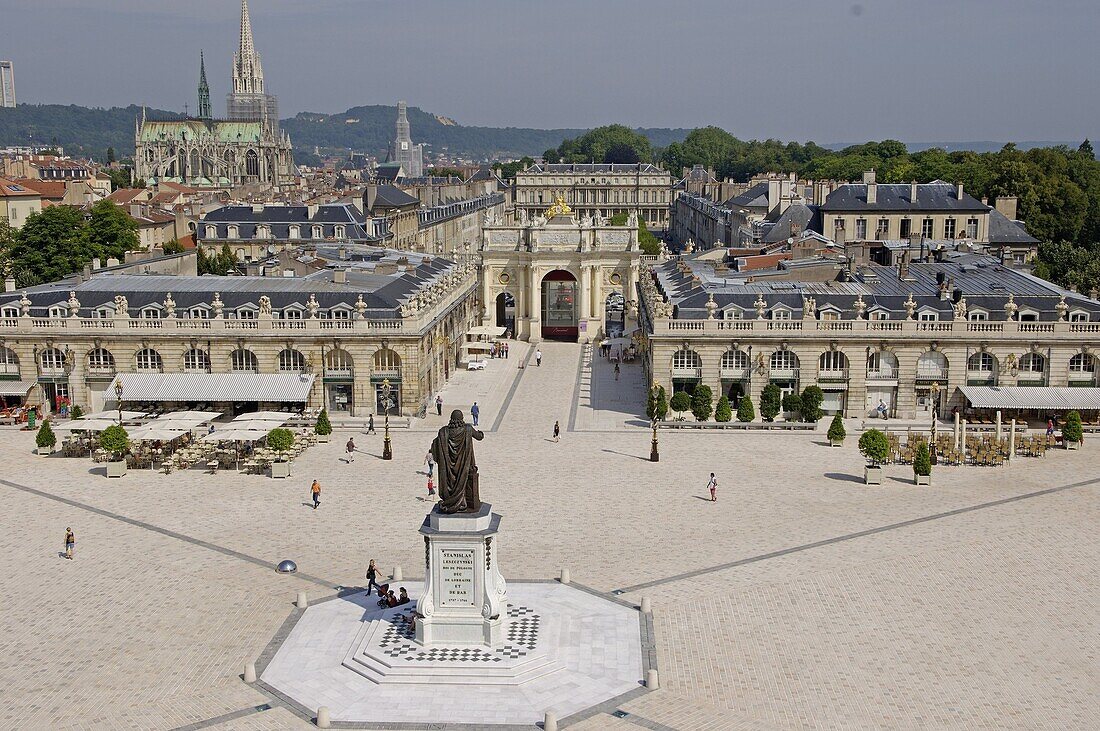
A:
375 604 540 662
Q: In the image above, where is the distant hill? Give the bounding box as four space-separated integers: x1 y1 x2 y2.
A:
824 140 1091 154
0 103 690 163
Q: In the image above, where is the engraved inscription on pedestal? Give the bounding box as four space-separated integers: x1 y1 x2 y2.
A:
440 548 476 608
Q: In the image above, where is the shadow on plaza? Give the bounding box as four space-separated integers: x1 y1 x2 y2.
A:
601 448 650 461
824 472 864 484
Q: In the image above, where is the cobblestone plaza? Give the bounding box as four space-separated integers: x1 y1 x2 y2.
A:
2 342 1097 729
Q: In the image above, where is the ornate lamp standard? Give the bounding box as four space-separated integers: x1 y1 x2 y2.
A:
381 378 393 460
929 381 940 465
114 376 124 425
650 380 660 462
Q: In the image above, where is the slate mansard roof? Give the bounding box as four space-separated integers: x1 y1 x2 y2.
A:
649 253 1100 322
523 163 666 175
820 182 989 212
198 203 377 242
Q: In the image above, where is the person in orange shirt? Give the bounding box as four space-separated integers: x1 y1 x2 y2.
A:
310 479 321 510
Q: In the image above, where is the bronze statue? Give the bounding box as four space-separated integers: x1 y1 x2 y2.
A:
431 409 485 513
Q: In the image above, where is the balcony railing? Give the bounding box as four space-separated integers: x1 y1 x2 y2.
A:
817 368 849 382
915 367 948 382
671 366 703 378
966 370 996 385
719 366 750 380
769 368 799 381
1068 371 1096 383
866 367 899 381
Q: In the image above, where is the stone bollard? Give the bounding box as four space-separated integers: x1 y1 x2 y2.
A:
316 706 331 728
296 591 308 609
392 566 403 581
646 668 660 689
640 597 651 614
543 711 558 731
243 661 257 683
559 567 571 584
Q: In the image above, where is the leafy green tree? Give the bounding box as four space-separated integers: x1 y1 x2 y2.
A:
161 239 185 255
1062 410 1083 443
736 395 755 423
315 408 332 435
85 199 139 260
36 419 57 449
106 146 116 164
198 244 239 276
267 427 295 452
425 167 464 179
782 393 802 417
99 425 130 459
541 148 560 164
714 395 732 422
604 143 641 164
858 429 890 466
554 125 653 164
646 384 668 420
655 387 668 420
70 405 85 419
1080 139 1095 159
827 414 846 443
107 168 131 191
691 385 713 421
6 205 93 287
799 385 825 422
760 384 782 422
670 391 691 420
913 441 932 477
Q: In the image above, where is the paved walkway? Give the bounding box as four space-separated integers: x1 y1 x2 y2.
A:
1 339 1097 729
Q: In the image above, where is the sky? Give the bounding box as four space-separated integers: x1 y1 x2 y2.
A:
2 0 1097 143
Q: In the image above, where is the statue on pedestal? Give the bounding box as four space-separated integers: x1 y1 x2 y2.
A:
431 410 485 514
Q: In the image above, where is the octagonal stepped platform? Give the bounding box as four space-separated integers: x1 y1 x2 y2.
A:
342 602 563 685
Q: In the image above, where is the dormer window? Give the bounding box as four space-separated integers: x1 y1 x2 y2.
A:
818 307 841 321
189 307 209 319
205 224 217 239
227 224 239 239
48 306 67 319
289 224 301 239
284 308 303 320
771 308 792 320
723 307 742 320
1070 311 1090 322
2 307 19 319
335 225 346 239
918 310 938 322
312 225 323 239
141 307 161 319
968 310 988 321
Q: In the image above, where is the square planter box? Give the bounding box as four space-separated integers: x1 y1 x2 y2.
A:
1065 440 1080 450
915 473 932 486
37 446 55 455
106 460 127 478
270 461 292 479
829 438 844 447
864 465 882 485
316 434 330 443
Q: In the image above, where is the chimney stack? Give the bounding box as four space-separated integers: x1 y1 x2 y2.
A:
864 170 877 205
956 183 964 200
4 276 15 292
994 195 1018 221
333 268 347 284
910 181 918 203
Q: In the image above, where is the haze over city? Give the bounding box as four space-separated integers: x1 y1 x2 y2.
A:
3 0 1097 142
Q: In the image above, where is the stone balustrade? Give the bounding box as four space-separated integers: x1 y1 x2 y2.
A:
657 317 1100 341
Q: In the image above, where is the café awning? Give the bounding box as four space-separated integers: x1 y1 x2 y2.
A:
957 385 1100 411
467 325 506 338
0 380 35 397
108 374 315 404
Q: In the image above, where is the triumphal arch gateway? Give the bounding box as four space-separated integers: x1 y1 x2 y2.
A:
480 199 641 342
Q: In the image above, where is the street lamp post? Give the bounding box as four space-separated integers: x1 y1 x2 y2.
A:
114 377 124 425
650 380 660 462
381 378 393 460
930 381 939 465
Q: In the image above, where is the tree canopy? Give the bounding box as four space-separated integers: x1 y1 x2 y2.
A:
548 125 654 165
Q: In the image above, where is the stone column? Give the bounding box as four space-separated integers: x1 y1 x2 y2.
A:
480 267 492 326
579 265 592 321
528 265 541 342
591 265 603 338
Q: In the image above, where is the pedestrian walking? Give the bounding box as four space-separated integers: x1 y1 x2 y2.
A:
535 348 542 367
63 527 75 560
553 420 560 442
427 475 435 496
311 479 321 509
366 559 381 593
346 437 356 462
471 401 480 426
435 394 443 416
614 363 620 381
706 473 718 502
425 450 435 478
367 414 376 434
504 342 509 359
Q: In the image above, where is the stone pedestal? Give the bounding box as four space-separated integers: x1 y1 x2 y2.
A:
416 503 508 646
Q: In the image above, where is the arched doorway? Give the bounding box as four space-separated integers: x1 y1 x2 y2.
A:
541 270 578 341
605 290 625 337
495 292 516 335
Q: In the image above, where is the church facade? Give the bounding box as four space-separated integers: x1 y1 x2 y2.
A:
134 1 293 188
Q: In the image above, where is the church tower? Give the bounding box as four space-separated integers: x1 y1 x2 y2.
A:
227 0 278 130
197 51 212 121
388 101 424 178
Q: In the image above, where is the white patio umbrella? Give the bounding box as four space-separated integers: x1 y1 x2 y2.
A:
83 410 147 421
158 410 222 422
461 342 493 353
231 411 295 422
202 429 269 442
128 427 189 441
467 325 506 338
55 418 120 432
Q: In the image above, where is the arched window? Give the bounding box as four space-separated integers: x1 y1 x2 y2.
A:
867 351 898 378
289 224 301 239
183 348 210 373
671 348 702 376
0 346 20 376
230 349 258 372
770 350 799 372
135 348 163 372
720 350 748 375
967 352 996 372
1019 352 1045 374
246 149 260 177
87 348 115 373
326 349 353 375
917 351 947 380
819 351 848 373
278 348 307 372
205 225 217 239
372 348 401 375
1069 353 1096 383
40 347 66 373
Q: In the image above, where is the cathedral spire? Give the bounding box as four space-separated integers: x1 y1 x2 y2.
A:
197 51 212 121
233 0 264 95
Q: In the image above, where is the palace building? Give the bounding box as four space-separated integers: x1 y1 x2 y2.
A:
134 1 294 188
513 163 673 232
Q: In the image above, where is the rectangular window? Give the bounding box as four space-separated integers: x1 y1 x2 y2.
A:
968 311 987 321
919 311 937 321
921 218 934 238
772 309 791 320
870 311 889 320
966 218 979 238
877 218 889 236
900 218 911 238
855 219 867 239
944 218 957 239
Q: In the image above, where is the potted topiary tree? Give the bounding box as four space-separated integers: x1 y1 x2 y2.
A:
858 428 890 485
781 393 802 421
760 384 781 422
267 427 295 478
669 391 691 421
800 385 824 423
714 395 732 423
35 419 57 455
737 395 755 423
827 413 846 447
100 424 130 478
1062 410 1083 450
314 408 332 443
691 385 713 422
70 404 84 420
913 441 932 485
